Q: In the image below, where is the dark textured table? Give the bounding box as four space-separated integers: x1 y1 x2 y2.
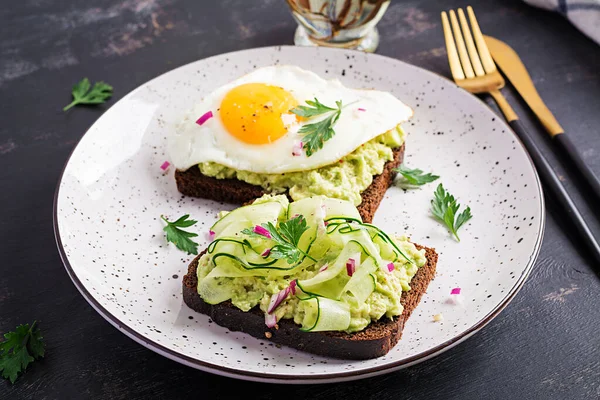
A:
2 0 599 398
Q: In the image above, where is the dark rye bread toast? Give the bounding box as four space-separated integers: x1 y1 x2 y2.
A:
174 144 405 224
182 244 437 360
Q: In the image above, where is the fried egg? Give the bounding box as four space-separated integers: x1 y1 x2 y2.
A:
169 66 413 174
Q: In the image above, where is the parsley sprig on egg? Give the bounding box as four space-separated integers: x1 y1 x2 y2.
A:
291 98 345 156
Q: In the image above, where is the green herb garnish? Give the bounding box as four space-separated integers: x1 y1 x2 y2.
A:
431 183 472 241
291 98 338 118
63 78 113 111
161 214 199 255
395 164 440 186
291 98 343 156
1 321 44 384
242 215 316 264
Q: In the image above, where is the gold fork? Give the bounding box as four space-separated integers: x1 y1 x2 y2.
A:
441 6 600 264
441 7 518 120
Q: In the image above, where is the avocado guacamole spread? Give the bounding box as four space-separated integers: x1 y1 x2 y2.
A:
195 195 426 333
198 126 406 206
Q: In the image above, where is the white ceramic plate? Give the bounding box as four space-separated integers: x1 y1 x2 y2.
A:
54 46 544 384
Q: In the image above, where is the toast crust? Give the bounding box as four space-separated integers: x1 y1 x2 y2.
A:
174 145 405 223
182 244 437 360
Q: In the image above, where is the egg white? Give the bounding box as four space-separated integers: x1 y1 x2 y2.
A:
168 66 413 174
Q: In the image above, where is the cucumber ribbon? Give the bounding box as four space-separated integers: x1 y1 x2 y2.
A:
198 196 416 332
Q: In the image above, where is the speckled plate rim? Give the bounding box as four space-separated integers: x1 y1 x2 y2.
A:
53 45 545 384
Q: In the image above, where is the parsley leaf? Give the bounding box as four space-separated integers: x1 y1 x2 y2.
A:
394 164 440 186
161 214 199 255
242 215 313 264
0 321 45 384
290 98 337 118
63 78 113 111
278 215 309 247
431 183 472 241
291 99 343 156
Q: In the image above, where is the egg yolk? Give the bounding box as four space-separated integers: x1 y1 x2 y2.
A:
219 83 298 144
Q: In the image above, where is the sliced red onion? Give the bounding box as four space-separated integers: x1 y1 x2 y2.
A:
346 258 356 277
387 262 395 272
289 280 297 295
319 263 329 273
261 248 271 257
357 108 366 112
265 312 277 328
292 141 303 156
160 161 170 171
267 286 291 314
315 205 327 234
207 230 215 241
196 111 213 126
324 220 329 226
447 287 463 305
253 225 271 238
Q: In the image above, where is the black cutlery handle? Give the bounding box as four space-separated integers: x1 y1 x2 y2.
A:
553 133 600 201
509 120 600 265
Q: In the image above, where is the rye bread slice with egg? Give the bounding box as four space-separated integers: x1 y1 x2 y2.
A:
182 243 437 360
174 145 405 223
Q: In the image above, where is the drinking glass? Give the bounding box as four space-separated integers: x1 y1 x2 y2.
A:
286 0 390 53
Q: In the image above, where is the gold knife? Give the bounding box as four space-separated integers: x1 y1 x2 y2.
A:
485 35 600 200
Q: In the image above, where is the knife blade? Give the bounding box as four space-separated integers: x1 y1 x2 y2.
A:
485 35 600 201
484 35 564 136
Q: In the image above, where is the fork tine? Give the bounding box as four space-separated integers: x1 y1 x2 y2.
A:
457 8 484 76
441 11 465 80
449 10 474 78
467 6 496 73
